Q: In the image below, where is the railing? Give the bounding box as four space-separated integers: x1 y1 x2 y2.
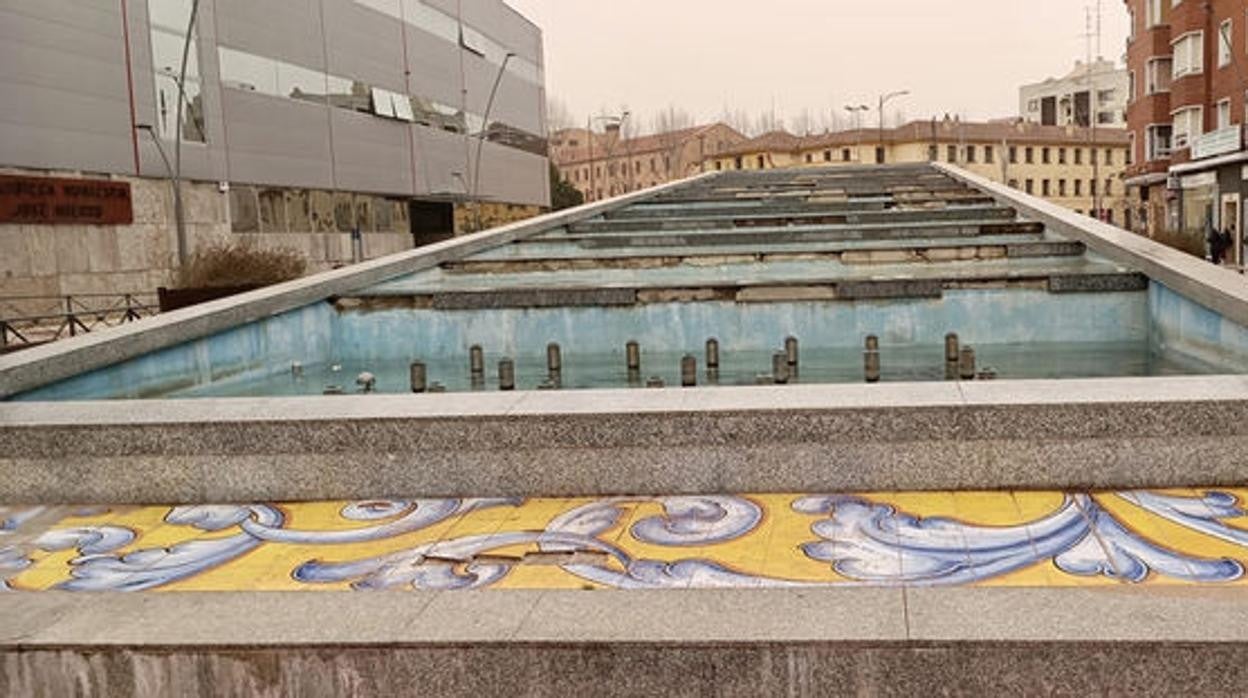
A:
0 293 159 352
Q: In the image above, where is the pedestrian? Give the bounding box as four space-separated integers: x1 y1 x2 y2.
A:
1221 225 1236 266
1207 218 1223 264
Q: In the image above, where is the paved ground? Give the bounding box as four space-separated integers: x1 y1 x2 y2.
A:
5 489 1248 593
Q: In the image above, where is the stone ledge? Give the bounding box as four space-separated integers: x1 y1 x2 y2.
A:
2 589 1247 696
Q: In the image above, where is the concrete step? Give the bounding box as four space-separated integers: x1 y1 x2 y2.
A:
575 205 1018 233
564 221 1046 249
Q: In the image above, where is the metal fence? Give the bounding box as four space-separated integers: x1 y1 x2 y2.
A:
0 293 159 352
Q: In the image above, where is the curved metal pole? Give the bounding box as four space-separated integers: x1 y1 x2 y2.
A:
173 0 201 267
472 52 515 231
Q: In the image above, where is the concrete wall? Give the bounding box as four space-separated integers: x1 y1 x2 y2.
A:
1151 280 1248 370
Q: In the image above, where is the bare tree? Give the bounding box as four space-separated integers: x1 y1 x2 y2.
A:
545 96 576 133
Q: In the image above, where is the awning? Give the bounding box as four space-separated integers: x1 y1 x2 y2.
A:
1123 172 1167 188
1168 149 1248 176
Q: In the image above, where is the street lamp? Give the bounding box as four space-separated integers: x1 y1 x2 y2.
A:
587 111 629 201
470 51 516 232
844 104 870 162
877 90 910 164
135 124 186 268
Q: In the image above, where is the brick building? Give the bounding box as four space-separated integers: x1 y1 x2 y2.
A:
1123 0 1248 263
550 123 746 202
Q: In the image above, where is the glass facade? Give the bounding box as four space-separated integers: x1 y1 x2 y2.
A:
148 0 206 142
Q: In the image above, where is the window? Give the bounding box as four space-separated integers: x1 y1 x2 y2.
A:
1172 32 1205 79
1074 179 1082 196
1042 147 1051 164
1146 124 1173 159
1075 148 1083 165
1008 179 1019 189
1042 179 1051 196
1090 149 1098 165
805 153 813 163
1097 89 1116 105
1059 147 1067 164
1009 146 1018 164
1218 99 1232 129
1025 146 1034 164
1146 0 1162 27
1059 179 1067 197
875 146 885 164
1129 71 1137 103
1104 148 1113 166
1097 112 1116 125
1025 179 1034 194
966 145 976 163
1146 57 1173 93
1172 106 1203 149
1220 20 1233 68
757 155 766 169
947 145 957 162
1090 179 1098 195
824 150 832 162
149 0 206 142
1105 179 1113 196
928 145 939 161
984 145 994 163
1027 99 1040 112
842 148 851 161
735 157 743 170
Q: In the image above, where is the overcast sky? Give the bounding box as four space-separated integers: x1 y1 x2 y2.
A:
505 0 1129 133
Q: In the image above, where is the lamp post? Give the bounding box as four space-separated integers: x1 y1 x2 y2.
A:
877 90 910 164
135 123 186 270
471 51 515 232
586 112 629 201
844 104 869 162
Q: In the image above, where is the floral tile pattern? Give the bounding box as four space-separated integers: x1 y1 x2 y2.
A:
4 490 1248 593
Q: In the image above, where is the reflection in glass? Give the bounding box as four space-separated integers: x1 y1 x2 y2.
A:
149 1 205 143
215 46 547 155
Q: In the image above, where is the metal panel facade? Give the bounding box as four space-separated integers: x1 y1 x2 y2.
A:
0 0 548 207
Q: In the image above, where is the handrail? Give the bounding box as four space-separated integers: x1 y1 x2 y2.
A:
0 293 160 351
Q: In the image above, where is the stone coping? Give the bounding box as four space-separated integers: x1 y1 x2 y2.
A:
0 174 721 400
3 375 1245 427
2 587 1246 648
3 376 1247 503
934 162 1248 327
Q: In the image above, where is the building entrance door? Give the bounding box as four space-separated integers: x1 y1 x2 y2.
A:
1221 194 1241 266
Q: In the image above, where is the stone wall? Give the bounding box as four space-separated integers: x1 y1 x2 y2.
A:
454 201 544 234
0 168 231 307
0 167 482 316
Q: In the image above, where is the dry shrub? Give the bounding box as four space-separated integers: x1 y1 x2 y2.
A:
1150 228 1207 259
177 240 307 289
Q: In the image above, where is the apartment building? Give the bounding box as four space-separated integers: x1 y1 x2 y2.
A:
706 119 1131 222
0 0 549 300
1020 59 1130 128
1123 0 1248 264
550 123 746 201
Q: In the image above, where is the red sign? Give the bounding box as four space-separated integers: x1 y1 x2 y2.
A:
0 174 133 225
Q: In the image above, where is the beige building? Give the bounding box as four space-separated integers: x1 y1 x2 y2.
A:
551 123 746 201
706 119 1132 223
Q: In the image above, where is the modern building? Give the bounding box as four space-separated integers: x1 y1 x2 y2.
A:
1123 0 1248 265
1019 59 1129 128
0 0 549 303
550 122 746 201
705 119 1132 223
